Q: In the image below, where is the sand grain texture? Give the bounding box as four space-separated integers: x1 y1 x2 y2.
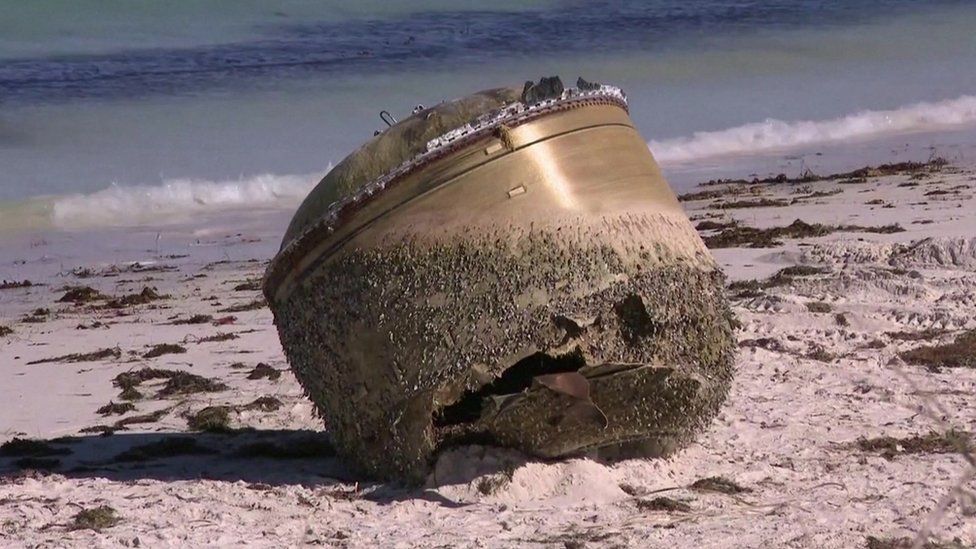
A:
2 162 975 547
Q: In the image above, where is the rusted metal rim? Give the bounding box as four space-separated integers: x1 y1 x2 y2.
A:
264 86 629 302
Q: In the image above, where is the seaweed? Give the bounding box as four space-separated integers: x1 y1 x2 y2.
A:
716 198 790 209
690 476 752 495
695 219 738 231
886 328 947 342
857 431 970 459
70 506 121 531
739 338 787 352
96 402 136 416
172 314 213 325
142 343 187 359
899 329 976 369
240 396 284 412
233 280 262 291
0 280 32 290
57 286 106 304
865 536 967 549
218 299 267 313
113 408 169 428
678 189 727 202
196 332 239 343
636 496 691 513
806 345 836 362
701 158 948 187
186 406 232 432
102 286 167 308
246 363 281 381
27 347 120 365
0 326 12 337
22 308 50 323
703 219 904 248
157 372 228 397
806 302 832 313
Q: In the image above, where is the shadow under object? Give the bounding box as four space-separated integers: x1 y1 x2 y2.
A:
264 77 737 481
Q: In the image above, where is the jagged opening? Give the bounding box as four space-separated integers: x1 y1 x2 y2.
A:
434 349 586 428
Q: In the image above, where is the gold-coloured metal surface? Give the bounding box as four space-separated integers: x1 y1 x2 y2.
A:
265 83 736 481
269 104 700 303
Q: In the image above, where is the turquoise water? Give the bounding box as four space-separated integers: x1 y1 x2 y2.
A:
1 0 976 228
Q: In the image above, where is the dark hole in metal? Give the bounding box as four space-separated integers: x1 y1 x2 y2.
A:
434 349 586 427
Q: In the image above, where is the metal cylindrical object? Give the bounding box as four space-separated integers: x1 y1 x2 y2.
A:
265 83 736 480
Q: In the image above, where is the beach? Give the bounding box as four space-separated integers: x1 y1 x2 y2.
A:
4 2 976 546
1 156 973 548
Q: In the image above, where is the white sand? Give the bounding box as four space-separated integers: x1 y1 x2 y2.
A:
2 162 975 548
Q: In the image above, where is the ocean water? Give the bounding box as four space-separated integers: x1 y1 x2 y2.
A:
2 0 976 234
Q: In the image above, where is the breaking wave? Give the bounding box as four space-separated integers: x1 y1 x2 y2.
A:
651 94 976 164
51 172 322 228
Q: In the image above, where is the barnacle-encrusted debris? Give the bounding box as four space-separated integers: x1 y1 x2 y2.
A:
264 80 737 481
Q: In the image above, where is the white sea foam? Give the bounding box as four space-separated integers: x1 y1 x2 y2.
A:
651 94 976 164
51 172 322 229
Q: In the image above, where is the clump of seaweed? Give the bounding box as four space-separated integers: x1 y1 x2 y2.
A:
806 302 832 313
69 505 121 531
246 363 281 381
703 219 904 249
899 329 976 369
886 328 947 341
738 338 787 352
690 476 752 495
806 345 836 363
716 198 789 209
113 437 213 462
96 402 136 416
27 347 121 365
702 158 948 187
678 189 727 202
172 314 214 325
157 372 228 397
195 332 239 343
186 406 232 432
0 326 12 337
695 219 738 231
57 286 107 304
865 536 967 549
114 368 180 390
857 431 970 459
142 343 187 359
240 396 284 412
233 280 262 291
636 497 691 513
218 299 267 313
22 308 51 323
102 286 167 309
0 279 33 290
728 264 830 299
113 408 170 428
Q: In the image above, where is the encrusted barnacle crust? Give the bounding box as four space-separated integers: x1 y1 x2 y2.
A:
271 219 735 480
265 81 736 481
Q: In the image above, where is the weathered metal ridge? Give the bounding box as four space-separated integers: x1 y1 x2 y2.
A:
264 84 627 300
